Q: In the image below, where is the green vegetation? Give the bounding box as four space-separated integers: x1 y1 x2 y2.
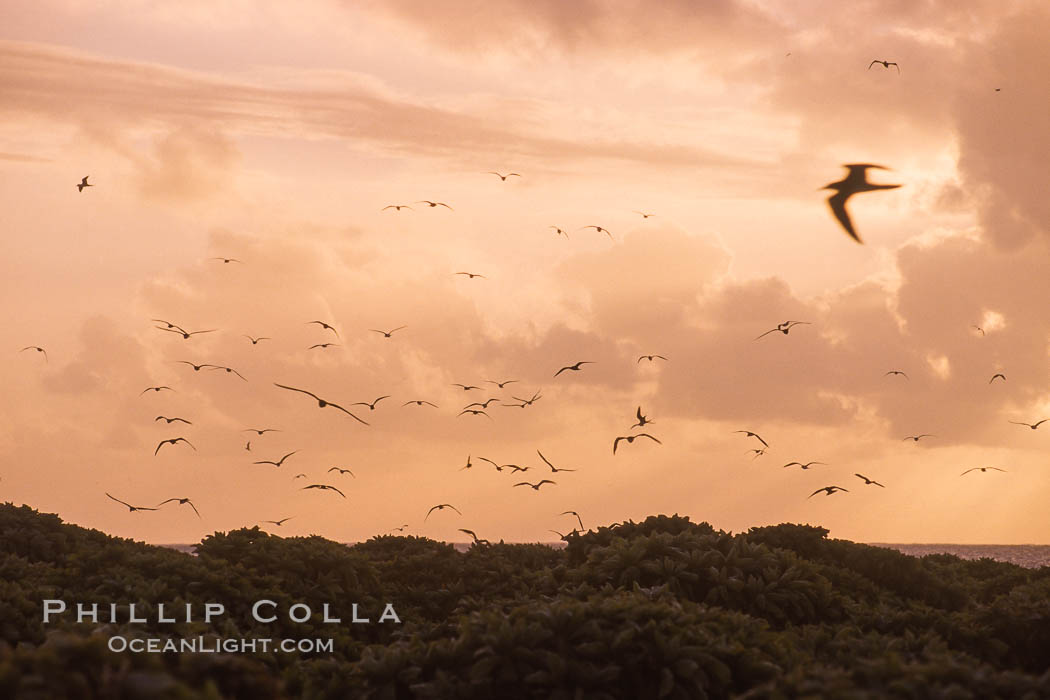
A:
2 504 1049 698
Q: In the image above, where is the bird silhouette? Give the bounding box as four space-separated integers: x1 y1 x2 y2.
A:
464 398 499 409
370 326 407 337
301 484 346 498
106 493 156 512
972 325 986 336
822 164 901 243
854 473 885 487
382 204 413 211
353 396 390 410
554 361 594 377
207 365 246 381
425 503 461 521
783 461 826 470
242 428 281 435
1009 420 1047 430
416 200 453 209
515 480 556 490
456 272 486 279
884 370 908 379
580 225 613 239
244 335 271 345
868 59 900 74
550 226 569 238
561 510 584 530
403 399 439 408
140 386 175 395
633 211 656 218
510 390 542 406
961 467 1007 475
328 467 356 477
809 486 849 498
538 450 576 473
155 416 192 425
245 441 251 451
263 517 294 526
755 321 810 340
903 434 936 442
459 455 473 471
210 257 242 264
155 437 195 455
486 379 518 388
20 346 48 362
631 406 652 429
487 172 520 181
613 433 661 454
748 448 767 459
459 528 490 545
76 176 93 192
253 451 298 467
308 343 340 350
307 321 339 337
452 383 482 391
292 473 307 480
389 524 410 533
734 430 768 447
989 373 1006 384
156 326 218 340
637 354 668 363
273 384 369 425
458 408 492 419
156 498 201 518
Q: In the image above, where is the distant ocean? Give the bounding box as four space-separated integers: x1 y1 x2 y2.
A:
160 541 1050 567
871 544 1050 569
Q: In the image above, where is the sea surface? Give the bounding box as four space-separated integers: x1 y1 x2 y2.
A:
160 541 1050 567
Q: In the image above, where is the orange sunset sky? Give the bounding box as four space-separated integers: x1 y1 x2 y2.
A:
2 1 1050 545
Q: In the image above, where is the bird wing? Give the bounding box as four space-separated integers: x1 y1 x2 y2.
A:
868 60 879 69
827 192 860 243
274 383 320 401
554 367 569 377
323 401 370 425
187 501 201 518
537 450 555 470
106 493 133 508
754 328 779 340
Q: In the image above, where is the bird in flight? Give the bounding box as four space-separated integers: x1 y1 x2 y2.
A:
972 325 986 336
242 428 281 435
515 480 556 490
245 441 251 451
382 204 412 211
20 346 48 362
370 326 407 338
308 343 339 350
855 473 885 487
884 370 908 379
637 354 668 363
452 383 482 391
822 164 902 243
156 498 201 518
734 430 768 448
459 455 473 471
478 457 508 472
809 486 849 498
747 448 767 459
961 467 1007 476
783 461 826 470
210 257 242 264
273 384 369 425
613 433 662 454
389 524 410 533
156 326 218 340
77 176 93 192
208 365 247 381
106 493 156 512
403 399 439 408
580 225 613 239
1009 420 1047 430
459 528 490 545
549 226 569 238
456 272 486 279
868 59 900 74
140 385 175 395
253 451 298 467
538 450 576 473
416 200 453 210
554 361 594 377
464 398 499 409
633 211 656 219
307 321 339 337
352 396 390 411
155 437 195 455
631 407 652 429
487 171 520 181
511 390 542 406
458 408 492 419
263 517 294 526
989 373 1006 384
293 473 307 480
174 360 214 372
155 416 191 425
328 467 356 477
244 335 271 345
755 321 810 340
486 379 518 388
425 503 462 521
561 510 584 530
902 434 935 442
301 484 346 498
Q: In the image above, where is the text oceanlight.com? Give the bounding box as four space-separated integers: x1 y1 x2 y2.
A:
108 636 335 654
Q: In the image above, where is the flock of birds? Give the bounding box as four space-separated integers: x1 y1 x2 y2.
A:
14 58 1026 542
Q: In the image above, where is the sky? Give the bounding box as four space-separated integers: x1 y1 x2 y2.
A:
2 0 1049 545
